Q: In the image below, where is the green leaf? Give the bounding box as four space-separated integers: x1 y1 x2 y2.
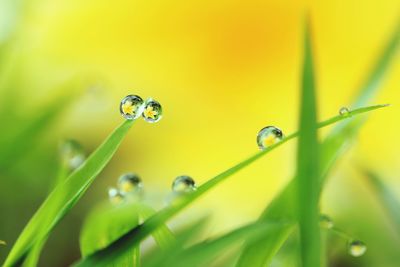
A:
74 104 386 266
236 20 399 267
296 18 320 267
3 120 135 267
157 222 288 267
80 202 140 256
362 169 400 237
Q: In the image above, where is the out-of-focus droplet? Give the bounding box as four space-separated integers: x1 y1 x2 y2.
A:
108 187 125 205
348 240 367 257
339 107 351 116
142 98 162 123
256 126 284 150
120 95 145 120
60 139 86 170
319 214 334 229
117 173 143 194
172 175 197 193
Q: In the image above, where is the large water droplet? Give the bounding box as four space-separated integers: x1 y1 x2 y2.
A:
339 107 351 116
348 240 367 257
172 175 197 193
117 173 143 194
120 95 145 120
319 214 334 229
60 139 86 170
257 126 284 150
108 187 125 205
142 98 162 123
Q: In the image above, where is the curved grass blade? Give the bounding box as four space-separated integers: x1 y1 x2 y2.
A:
74 104 386 266
362 169 400 237
3 120 134 267
296 18 320 267
157 222 287 267
236 20 399 267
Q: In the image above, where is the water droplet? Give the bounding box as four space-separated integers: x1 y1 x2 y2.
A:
120 95 145 120
108 187 125 204
256 126 284 149
319 214 334 229
348 240 367 257
142 98 162 123
172 175 197 193
339 107 351 116
117 173 143 194
60 140 86 170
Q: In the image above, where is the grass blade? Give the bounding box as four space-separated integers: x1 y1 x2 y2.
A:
362 169 400 237
236 20 399 267
3 120 135 267
296 18 320 267
74 104 385 266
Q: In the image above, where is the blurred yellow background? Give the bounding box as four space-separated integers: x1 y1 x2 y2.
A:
0 0 399 266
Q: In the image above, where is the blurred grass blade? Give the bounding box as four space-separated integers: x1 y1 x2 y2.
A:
80 202 140 256
137 204 175 250
296 18 320 267
73 104 385 266
236 20 399 267
362 169 400 236
3 120 134 267
158 222 287 267
0 240 6 246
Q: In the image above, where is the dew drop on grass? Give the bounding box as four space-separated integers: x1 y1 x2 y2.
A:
60 139 86 170
117 173 143 194
108 187 125 205
348 240 367 257
120 95 145 120
142 98 162 123
339 107 351 116
257 126 284 150
172 175 197 193
319 214 334 229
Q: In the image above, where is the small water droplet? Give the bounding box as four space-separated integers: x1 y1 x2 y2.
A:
60 140 86 170
257 126 284 150
117 173 143 194
348 240 367 257
108 187 125 204
339 107 351 116
319 214 334 229
172 175 197 193
142 98 162 123
120 95 145 120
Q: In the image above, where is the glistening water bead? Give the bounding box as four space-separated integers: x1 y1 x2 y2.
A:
257 126 284 150
319 214 334 229
120 95 145 120
108 188 125 205
172 175 197 193
142 98 162 123
339 107 351 116
60 139 86 170
348 240 367 257
117 173 143 194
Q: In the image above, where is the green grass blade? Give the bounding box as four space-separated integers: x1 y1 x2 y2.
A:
362 169 400 236
80 202 140 256
296 18 320 267
3 120 134 267
0 240 6 246
158 222 287 267
137 204 175 250
236 20 399 267
73 104 384 266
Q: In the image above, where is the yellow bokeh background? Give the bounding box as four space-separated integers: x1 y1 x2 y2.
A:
1 1 399 264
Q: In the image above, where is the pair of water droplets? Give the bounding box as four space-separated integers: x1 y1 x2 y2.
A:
256 107 352 149
120 95 162 123
320 214 367 257
108 174 196 205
